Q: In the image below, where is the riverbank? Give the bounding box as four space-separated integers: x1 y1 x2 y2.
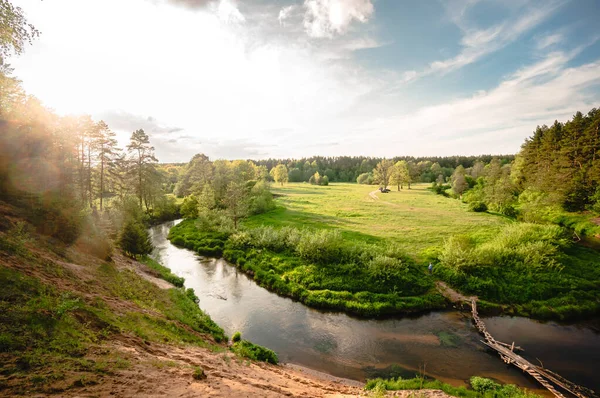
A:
173 183 600 321
151 221 600 393
168 218 447 317
0 206 366 397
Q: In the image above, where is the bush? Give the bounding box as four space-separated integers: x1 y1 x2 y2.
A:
470 376 500 393
31 194 85 244
192 366 206 380
231 340 278 364
185 288 200 304
430 183 450 197
249 181 275 215
468 201 487 212
357 172 373 184
232 331 241 343
181 195 199 219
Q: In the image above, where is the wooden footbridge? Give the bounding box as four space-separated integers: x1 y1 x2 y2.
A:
469 298 597 398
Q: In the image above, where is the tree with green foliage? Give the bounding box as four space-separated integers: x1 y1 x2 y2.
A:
223 181 250 229
0 0 39 61
391 160 410 190
451 165 468 197
94 121 119 211
174 153 213 197
127 129 158 209
119 220 153 257
288 167 303 182
373 159 394 189
271 164 288 186
181 195 199 219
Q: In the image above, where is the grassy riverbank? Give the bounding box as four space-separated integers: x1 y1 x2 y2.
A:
169 218 446 316
170 183 600 320
0 202 275 394
365 376 541 398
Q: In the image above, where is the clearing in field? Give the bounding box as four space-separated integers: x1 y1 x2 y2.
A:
244 183 508 258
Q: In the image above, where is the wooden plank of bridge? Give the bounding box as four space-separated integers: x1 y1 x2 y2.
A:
469 298 596 398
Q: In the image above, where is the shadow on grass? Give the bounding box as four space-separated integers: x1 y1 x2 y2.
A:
244 206 383 245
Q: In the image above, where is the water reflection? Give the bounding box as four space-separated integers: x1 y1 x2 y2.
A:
150 221 600 393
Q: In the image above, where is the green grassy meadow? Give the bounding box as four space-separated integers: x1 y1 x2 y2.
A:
245 183 508 258
170 182 600 319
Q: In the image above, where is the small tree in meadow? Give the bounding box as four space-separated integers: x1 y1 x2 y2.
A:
271 164 288 186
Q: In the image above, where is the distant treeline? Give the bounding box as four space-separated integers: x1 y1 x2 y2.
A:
251 155 515 183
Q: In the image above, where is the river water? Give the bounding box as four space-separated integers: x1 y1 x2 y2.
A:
150 221 600 394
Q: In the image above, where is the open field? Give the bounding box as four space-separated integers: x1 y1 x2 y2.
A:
244 183 509 258
170 182 600 319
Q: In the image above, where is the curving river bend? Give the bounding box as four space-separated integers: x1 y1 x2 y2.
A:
150 220 600 395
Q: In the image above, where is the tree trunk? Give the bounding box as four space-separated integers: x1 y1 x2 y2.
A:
100 145 104 211
88 145 92 208
138 150 143 209
80 133 85 204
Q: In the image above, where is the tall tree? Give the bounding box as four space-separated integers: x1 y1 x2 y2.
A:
127 129 158 209
94 121 118 211
373 159 394 189
174 153 213 197
0 0 39 61
451 165 468 197
271 164 288 186
391 160 410 190
223 181 249 230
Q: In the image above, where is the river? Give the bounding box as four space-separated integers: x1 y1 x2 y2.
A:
150 220 600 394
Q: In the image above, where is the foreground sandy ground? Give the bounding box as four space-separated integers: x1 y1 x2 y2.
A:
46 336 451 398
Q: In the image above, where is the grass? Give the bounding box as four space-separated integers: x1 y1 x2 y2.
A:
139 256 185 287
245 183 508 258
365 376 541 398
170 182 600 320
170 218 447 316
230 340 278 364
169 183 502 316
0 221 226 394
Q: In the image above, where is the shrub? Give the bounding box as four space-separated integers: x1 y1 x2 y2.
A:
232 331 241 343
192 366 206 380
249 181 276 215
231 340 278 364
119 220 153 257
357 172 374 184
185 288 200 304
180 195 199 219
470 376 500 393
468 201 487 212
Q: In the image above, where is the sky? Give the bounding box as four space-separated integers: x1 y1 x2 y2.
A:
8 0 600 162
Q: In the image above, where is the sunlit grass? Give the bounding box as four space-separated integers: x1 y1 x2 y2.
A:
245 183 508 258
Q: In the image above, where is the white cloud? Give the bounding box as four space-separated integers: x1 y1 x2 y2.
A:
215 0 245 24
303 0 374 38
7 0 600 162
351 51 600 157
536 33 563 49
278 5 297 26
402 1 563 82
